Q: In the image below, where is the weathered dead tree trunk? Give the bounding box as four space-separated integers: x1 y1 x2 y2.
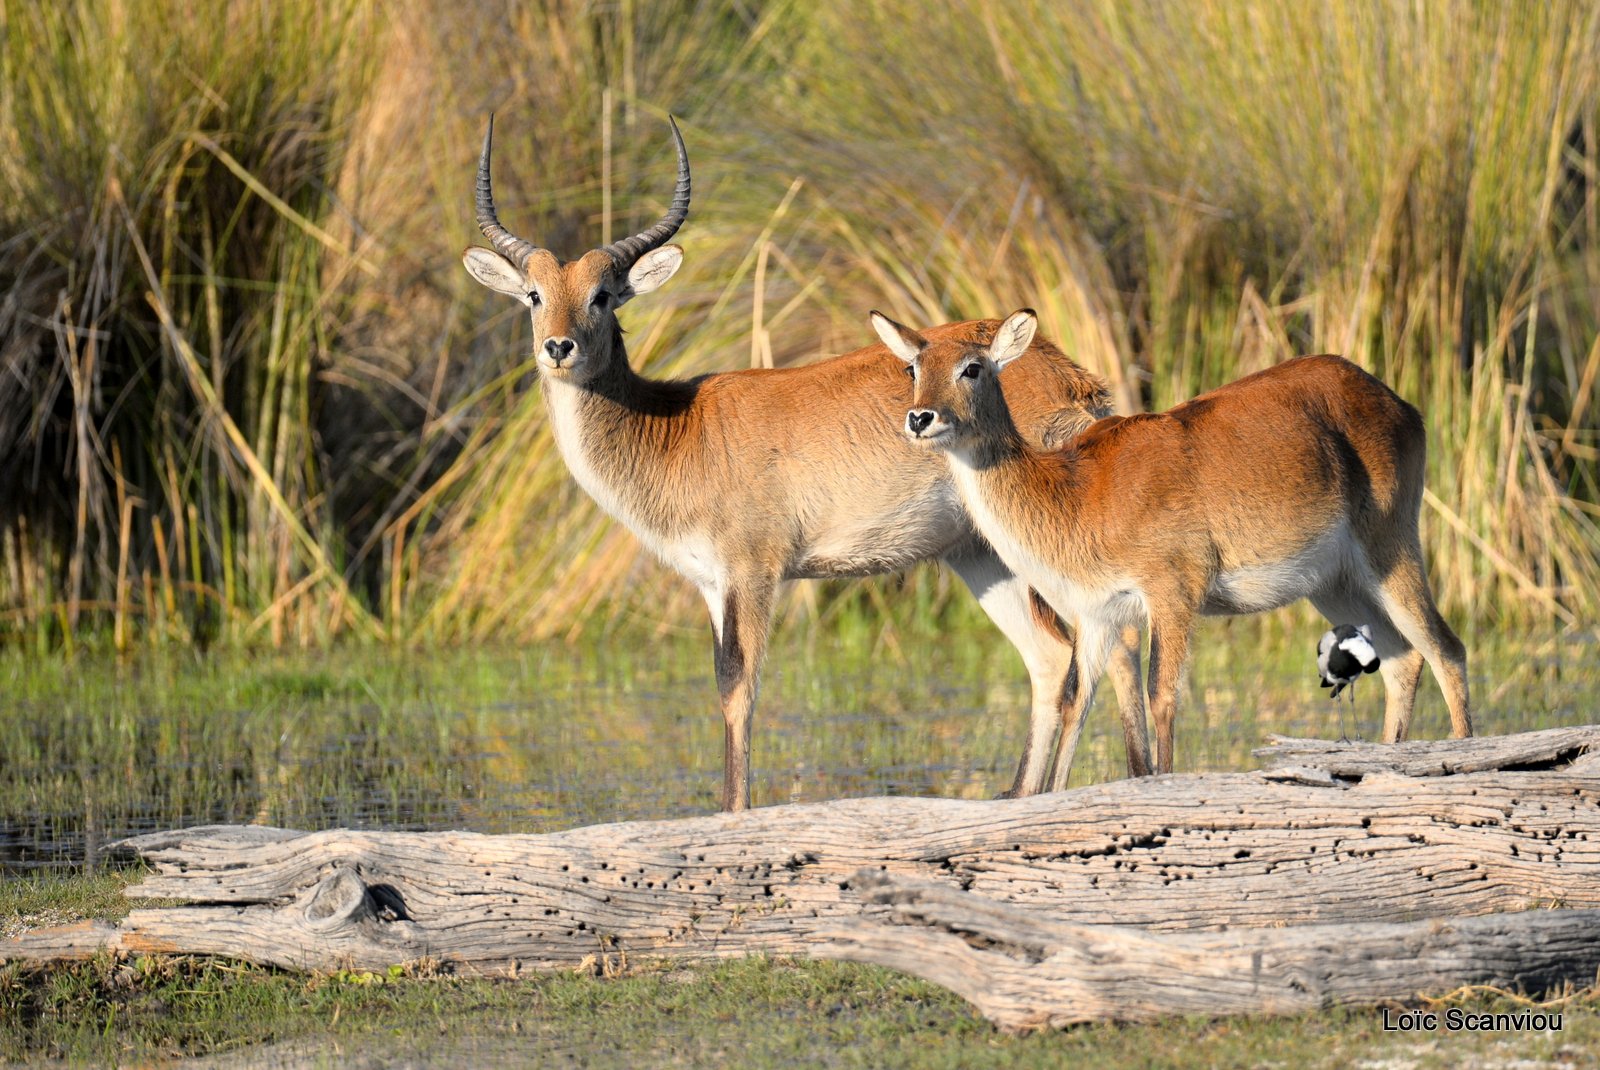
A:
4 726 1599 977
823 869 1600 1031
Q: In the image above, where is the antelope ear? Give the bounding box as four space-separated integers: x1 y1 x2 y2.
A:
622 245 683 300
870 311 925 364
463 247 531 304
990 309 1037 368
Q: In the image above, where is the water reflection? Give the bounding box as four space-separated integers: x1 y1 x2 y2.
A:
1 628 1596 872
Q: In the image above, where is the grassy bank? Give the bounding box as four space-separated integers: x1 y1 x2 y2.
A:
1 952 1592 1067
3 0 1598 649
3 624 1598 1062
3 871 1596 1066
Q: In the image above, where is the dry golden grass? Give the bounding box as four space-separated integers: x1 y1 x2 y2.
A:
2 0 1596 648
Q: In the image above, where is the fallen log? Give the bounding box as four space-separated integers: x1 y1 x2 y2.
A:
1253 724 1600 778
822 869 1600 1031
4 726 1599 975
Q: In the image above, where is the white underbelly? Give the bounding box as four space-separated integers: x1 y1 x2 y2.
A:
792 486 969 578
1035 573 1146 633
1205 524 1355 615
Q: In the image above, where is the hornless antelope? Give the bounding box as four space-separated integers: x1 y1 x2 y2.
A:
460 117 1150 811
877 307 1472 782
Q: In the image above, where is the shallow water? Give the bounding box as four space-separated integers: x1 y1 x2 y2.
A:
1 622 1596 871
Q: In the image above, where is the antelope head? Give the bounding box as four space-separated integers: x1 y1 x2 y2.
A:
871 308 1039 451
461 114 690 382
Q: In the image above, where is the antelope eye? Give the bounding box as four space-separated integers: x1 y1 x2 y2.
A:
528 291 542 307
592 291 610 310
903 364 916 378
961 362 982 379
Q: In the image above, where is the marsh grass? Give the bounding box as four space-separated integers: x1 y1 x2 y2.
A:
3 627 1598 1062
0 0 385 650
4 935 1599 1066
2 625 1594 871
0 868 136 940
2 0 1598 648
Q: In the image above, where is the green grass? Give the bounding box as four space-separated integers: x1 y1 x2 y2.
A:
2 630 1598 1063
0 870 137 941
4 621 1593 870
3 953 1596 1067
2 0 1598 649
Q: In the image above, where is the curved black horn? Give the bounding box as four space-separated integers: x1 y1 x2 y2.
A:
600 116 691 270
475 113 540 269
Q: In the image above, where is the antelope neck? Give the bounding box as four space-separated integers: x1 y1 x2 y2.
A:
539 350 702 540
946 423 1092 571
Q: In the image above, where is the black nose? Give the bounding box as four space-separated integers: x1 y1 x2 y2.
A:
907 410 935 434
544 337 576 362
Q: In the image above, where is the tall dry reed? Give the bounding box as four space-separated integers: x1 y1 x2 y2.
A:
2 0 1596 649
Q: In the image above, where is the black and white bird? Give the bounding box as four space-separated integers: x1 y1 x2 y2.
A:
1318 624 1380 743
1317 624 1380 699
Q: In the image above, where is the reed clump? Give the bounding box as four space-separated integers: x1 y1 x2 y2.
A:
2 0 1596 649
0 0 384 650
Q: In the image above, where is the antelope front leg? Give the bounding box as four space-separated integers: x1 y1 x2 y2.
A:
944 547 1150 797
1047 621 1116 793
1146 606 1195 774
942 552 1062 797
1108 624 1151 777
1048 608 1151 780
708 578 776 812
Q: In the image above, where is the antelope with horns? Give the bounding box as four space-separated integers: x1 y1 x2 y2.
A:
461 116 1150 810
877 307 1471 781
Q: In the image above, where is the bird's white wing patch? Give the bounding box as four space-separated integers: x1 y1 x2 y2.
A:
1338 632 1378 668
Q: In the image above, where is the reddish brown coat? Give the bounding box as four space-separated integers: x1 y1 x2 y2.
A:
881 309 1469 782
465 153 1151 808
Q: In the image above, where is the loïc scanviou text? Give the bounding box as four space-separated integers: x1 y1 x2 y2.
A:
1381 1007 1561 1033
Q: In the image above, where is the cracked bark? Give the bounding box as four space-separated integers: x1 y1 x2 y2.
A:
822 869 1600 1030
3 726 1599 988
